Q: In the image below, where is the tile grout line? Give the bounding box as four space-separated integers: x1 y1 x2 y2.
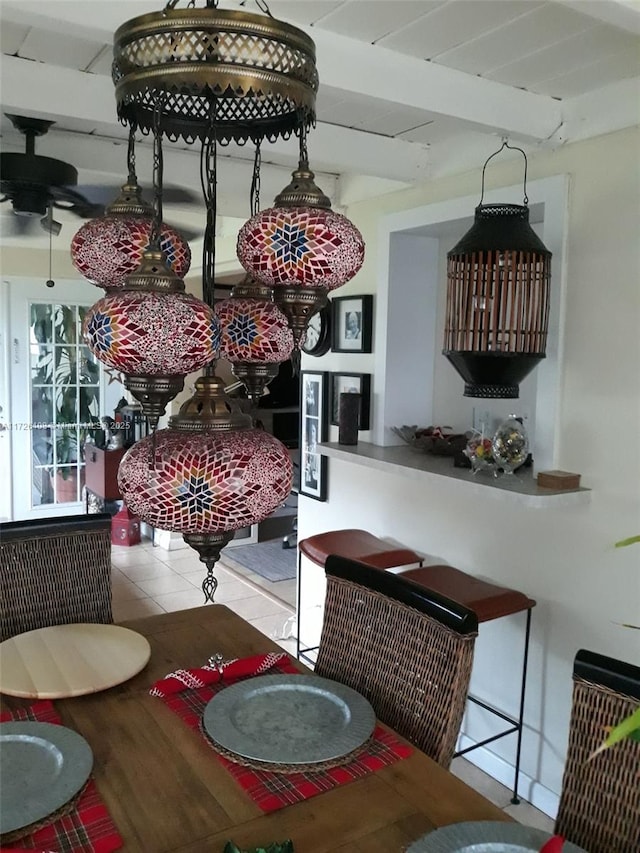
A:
217 559 295 614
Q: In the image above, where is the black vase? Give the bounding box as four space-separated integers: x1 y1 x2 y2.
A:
338 393 360 445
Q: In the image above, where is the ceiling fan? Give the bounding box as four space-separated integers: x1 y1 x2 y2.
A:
0 114 203 239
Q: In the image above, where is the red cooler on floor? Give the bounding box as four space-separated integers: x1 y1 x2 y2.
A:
111 505 141 547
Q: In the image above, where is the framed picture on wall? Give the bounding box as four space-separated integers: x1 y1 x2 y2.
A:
299 370 328 501
330 372 371 429
331 294 373 353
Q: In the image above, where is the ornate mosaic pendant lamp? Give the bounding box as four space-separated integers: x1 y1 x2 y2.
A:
216 274 294 406
82 112 219 428
444 141 552 398
83 243 220 430
118 371 293 601
71 127 190 289
102 0 329 593
237 126 365 349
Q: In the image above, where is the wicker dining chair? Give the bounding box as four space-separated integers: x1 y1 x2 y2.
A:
555 649 640 853
0 513 113 641
314 554 478 767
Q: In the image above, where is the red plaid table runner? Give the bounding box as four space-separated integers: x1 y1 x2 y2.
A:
0 701 122 853
150 653 413 813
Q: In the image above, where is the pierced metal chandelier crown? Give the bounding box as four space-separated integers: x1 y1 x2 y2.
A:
112 2 318 144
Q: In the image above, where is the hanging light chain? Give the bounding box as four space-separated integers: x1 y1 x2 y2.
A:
254 0 273 16
250 140 262 217
298 116 309 167
149 100 165 249
126 124 138 184
164 0 219 8
201 104 218 309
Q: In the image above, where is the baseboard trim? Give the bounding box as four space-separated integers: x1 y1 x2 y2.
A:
456 733 559 819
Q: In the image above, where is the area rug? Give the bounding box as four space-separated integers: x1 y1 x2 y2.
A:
223 539 297 582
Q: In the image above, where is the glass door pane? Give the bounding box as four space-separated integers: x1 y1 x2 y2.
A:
10 278 126 521
30 302 101 505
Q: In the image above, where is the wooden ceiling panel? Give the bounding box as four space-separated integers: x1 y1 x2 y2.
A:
397 114 481 145
529 48 640 99
378 0 542 60
433 2 594 75
18 28 105 71
317 0 443 44
264 1 344 27
356 104 442 137
315 89 398 129
0 20 29 55
486 23 640 92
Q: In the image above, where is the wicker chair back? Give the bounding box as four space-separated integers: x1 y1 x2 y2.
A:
315 555 478 767
555 649 640 853
0 513 113 640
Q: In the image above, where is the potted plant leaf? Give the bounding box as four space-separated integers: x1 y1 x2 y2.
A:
589 535 640 757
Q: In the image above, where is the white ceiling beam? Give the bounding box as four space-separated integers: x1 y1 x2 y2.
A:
556 0 640 35
0 55 430 183
0 1 160 42
559 76 640 144
307 27 563 143
1 1 561 142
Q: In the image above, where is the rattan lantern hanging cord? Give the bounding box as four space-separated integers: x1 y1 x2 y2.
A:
479 139 529 206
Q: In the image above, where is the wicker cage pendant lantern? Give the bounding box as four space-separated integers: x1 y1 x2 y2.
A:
444 142 552 399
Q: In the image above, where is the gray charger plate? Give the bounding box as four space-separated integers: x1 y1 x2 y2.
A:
0 721 93 835
407 822 587 852
202 674 376 765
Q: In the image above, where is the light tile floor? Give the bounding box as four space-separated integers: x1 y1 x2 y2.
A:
111 537 554 834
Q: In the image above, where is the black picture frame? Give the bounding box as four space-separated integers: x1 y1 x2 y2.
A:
299 370 328 501
330 372 371 430
331 294 373 353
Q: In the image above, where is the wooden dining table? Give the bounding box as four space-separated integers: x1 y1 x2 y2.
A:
0 604 509 852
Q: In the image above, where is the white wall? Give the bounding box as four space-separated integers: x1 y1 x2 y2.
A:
298 126 640 815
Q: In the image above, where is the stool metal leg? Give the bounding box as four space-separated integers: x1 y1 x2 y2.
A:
511 607 533 804
296 549 303 660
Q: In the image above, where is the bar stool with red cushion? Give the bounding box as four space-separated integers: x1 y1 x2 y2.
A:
400 563 536 804
296 528 423 664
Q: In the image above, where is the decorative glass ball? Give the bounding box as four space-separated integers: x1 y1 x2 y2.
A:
491 415 529 474
118 428 293 533
216 297 293 363
71 216 191 289
83 290 219 375
237 207 364 290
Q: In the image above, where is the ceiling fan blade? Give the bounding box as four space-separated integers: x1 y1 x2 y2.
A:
0 212 39 237
162 187 202 206
49 185 104 218
75 184 202 209
166 222 202 242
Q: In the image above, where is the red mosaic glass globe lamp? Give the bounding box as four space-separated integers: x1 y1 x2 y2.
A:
237 155 365 348
216 274 294 405
71 179 191 289
118 372 293 601
83 247 219 428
